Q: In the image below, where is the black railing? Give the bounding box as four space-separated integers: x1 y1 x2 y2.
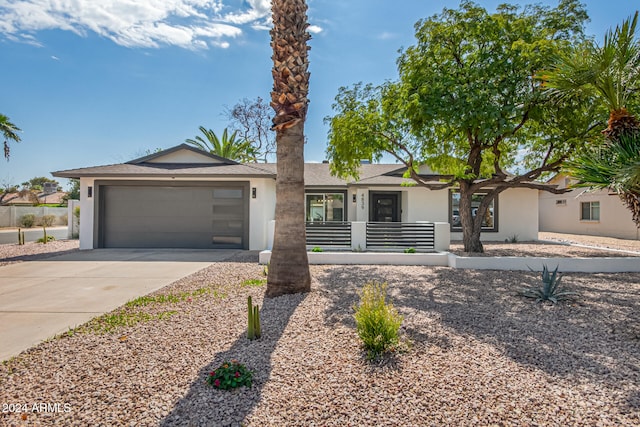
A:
305 222 351 248
366 222 435 250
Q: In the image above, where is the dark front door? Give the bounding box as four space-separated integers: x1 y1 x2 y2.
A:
370 192 400 222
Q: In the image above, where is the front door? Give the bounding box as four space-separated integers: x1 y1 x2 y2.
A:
370 192 400 222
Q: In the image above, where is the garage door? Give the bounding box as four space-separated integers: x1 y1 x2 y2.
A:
99 183 248 249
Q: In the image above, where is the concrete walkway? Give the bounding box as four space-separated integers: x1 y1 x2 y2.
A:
0 249 239 361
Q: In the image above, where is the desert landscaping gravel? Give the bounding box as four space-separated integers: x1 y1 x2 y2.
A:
1 234 639 426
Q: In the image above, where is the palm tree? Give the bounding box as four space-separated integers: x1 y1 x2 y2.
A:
543 12 640 226
0 114 22 160
543 12 640 139
266 0 311 297
185 127 257 162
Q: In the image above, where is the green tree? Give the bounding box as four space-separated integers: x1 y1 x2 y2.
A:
327 0 594 253
0 114 21 160
266 0 312 297
543 12 640 226
185 127 258 163
25 176 59 191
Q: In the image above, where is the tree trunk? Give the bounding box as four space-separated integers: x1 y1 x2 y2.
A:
266 0 311 297
266 120 311 297
458 184 484 253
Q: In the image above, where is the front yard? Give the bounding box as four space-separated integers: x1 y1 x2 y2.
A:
1 251 639 426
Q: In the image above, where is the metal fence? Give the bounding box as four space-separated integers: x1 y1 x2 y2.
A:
305 222 352 248
366 222 435 250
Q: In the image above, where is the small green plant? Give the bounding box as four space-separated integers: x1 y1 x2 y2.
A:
262 262 269 276
242 278 266 287
247 296 261 340
311 247 323 252
81 310 177 334
506 234 519 243
124 287 217 308
207 360 253 390
520 265 577 304
37 235 55 243
353 282 403 360
404 247 416 253
20 214 36 228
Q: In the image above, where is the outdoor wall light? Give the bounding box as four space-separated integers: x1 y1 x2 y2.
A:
352 193 357 203
252 187 257 198
87 186 93 198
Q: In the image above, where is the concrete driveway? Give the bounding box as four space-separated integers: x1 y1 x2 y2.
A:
0 249 239 361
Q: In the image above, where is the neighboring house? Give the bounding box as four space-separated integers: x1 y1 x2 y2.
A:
539 174 640 240
52 144 541 250
1 191 68 206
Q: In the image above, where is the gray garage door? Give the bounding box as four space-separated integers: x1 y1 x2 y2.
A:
99 183 248 249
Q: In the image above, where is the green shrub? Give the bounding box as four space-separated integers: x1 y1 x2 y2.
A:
520 265 577 303
20 214 36 228
207 360 253 390
506 234 519 243
353 282 403 360
404 247 416 253
37 235 55 243
311 247 323 252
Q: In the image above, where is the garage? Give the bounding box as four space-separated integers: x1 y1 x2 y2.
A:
96 181 249 249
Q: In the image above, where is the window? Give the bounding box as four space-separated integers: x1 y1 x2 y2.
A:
306 192 345 222
581 201 600 221
450 191 497 231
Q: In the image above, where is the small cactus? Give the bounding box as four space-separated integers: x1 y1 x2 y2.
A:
247 296 261 340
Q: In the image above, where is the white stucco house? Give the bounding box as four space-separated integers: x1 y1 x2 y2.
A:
539 174 640 240
52 144 541 250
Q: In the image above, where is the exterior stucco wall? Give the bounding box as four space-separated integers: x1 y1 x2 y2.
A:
78 176 276 250
450 187 539 242
539 187 640 240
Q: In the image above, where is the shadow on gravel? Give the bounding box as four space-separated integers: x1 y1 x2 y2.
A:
317 265 640 412
160 290 307 427
0 248 80 264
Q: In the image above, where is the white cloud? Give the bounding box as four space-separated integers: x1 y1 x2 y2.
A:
377 32 396 40
0 0 269 50
308 25 323 34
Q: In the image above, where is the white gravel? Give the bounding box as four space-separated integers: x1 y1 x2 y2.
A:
1 234 639 426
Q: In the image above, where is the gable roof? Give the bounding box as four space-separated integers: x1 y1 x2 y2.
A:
51 144 486 188
126 144 239 165
53 145 275 179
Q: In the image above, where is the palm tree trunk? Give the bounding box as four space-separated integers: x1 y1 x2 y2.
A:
266 0 311 297
267 120 311 297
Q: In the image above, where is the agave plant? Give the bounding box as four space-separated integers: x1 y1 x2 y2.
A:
521 265 577 304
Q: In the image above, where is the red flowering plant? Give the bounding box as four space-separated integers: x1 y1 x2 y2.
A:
206 360 253 390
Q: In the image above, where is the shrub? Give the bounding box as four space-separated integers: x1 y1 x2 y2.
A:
353 282 403 360
520 265 577 303
404 247 416 253
20 214 36 228
506 234 519 243
207 360 253 390
59 214 68 225
37 235 55 243
311 247 323 252
40 214 56 227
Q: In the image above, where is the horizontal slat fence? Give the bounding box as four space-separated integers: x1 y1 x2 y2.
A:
366 222 435 250
306 222 351 248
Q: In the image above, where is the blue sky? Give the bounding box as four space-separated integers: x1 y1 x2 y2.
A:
0 0 635 189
